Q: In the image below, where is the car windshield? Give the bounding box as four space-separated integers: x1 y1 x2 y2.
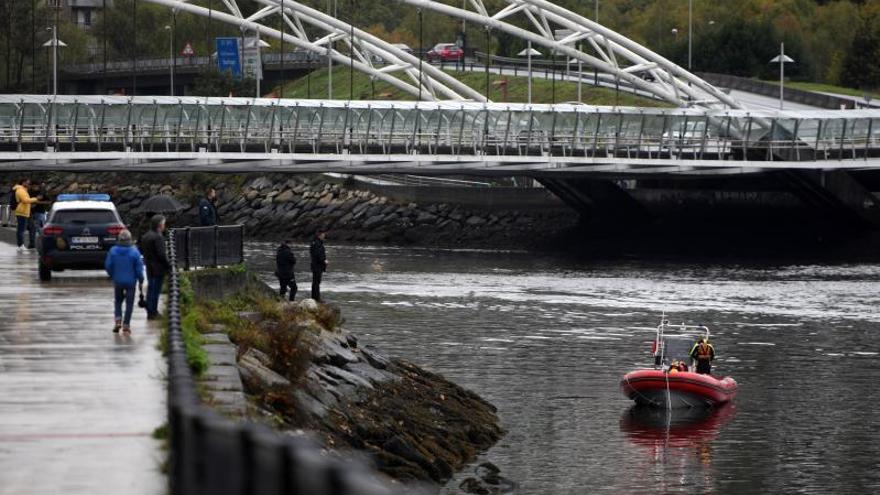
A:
434 44 454 50
51 210 117 224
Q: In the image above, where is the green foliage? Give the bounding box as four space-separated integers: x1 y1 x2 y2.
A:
176 272 209 375
181 307 210 375
192 67 257 97
152 423 169 440
265 320 310 385
841 9 880 91
2 0 878 98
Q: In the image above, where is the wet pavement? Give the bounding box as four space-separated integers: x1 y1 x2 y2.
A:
0 234 166 494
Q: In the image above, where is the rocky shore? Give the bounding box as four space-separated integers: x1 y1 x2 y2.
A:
2 172 578 248
185 270 507 492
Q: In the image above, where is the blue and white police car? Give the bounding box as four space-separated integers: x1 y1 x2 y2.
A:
37 193 126 281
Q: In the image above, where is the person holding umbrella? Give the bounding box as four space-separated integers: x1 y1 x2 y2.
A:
140 214 171 320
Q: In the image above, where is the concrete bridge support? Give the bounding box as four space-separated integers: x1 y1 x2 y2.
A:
780 170 880 229
538 178 649 228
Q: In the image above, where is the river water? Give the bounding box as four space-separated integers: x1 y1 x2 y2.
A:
246 242 880 495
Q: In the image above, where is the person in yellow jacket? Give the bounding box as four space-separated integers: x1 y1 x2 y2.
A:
689 336 716 375
13 179 39 252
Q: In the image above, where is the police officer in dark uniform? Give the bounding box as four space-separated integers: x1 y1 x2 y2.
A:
275 239 297 301
689 336 716 375
309 229 328 302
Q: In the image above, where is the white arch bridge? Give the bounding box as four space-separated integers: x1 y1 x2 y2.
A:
142 0 739 109
1 96 879 177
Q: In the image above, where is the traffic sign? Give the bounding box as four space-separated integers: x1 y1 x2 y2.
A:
216 37 241 76
181 41 194 57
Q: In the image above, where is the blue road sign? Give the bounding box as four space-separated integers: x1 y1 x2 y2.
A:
216 37 241 76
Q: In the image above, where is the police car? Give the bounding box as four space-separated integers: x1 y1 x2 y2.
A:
37 193 126 281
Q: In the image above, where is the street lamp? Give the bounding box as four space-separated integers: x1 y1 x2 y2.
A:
769 43 794 110
165 25 174 96
688 0 692 70
42 26 66 97
246 37 271 98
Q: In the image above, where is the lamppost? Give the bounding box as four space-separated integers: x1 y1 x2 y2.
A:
165 25 174 96
688 0 692 71
418 7 423 101
769 43 794 110
527 41 533 104
247 37 270 98
42 26 66 97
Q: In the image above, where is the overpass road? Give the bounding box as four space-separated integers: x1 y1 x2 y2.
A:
0 233 166 494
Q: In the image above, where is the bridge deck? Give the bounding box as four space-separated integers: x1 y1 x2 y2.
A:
0 232 166 494
1 96 879 174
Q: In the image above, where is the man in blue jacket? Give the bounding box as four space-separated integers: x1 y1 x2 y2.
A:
105 229 145 334
198 187 219 226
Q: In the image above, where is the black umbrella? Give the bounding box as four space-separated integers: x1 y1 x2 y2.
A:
137 194 186 213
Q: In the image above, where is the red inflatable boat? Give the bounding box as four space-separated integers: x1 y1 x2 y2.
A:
620 315 738 408
621 369 738 408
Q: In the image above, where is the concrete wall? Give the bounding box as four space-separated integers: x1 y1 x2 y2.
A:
185 269 272 302
699 72 871 110
350 182 567 211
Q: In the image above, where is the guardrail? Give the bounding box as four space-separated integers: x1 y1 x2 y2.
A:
165 229 414 495
698 72 879 110
171 225 244 271
63 51 324 76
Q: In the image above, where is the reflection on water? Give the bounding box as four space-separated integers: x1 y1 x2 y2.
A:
620 404 736 451
619 405 736 495
246 242 880 494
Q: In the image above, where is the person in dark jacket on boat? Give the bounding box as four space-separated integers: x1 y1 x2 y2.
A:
275 240 297 301
690 337 715 375
309 229 328 302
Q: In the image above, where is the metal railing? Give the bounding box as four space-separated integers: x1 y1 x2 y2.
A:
63 51 324 76
165 229 412 495
3 97 880 166
171 225 244 271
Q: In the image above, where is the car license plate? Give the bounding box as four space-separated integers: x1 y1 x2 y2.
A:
71 236 99 244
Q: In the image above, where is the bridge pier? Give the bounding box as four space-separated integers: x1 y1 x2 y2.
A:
780 170 880 229
538 178 650 228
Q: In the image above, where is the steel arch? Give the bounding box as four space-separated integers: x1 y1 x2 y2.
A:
142 0 487 102
143 0 740 109
401 0 741 109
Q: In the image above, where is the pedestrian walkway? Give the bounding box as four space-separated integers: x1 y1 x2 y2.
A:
0 235 166 494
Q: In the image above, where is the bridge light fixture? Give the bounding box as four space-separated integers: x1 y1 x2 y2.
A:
42 26 66 97
165 25 174 96
769 43 795 110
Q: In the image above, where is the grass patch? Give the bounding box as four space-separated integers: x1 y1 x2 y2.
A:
152 422 171 475
272 67 670 107
181 310 210 375
162 272 209 376
152 423 169 440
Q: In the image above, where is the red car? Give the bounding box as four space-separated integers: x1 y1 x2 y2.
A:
427 43 464 62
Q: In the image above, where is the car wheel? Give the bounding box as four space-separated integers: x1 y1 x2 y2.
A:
38 262 52 282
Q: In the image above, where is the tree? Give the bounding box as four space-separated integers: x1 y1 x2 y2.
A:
841 19 880 89
191 67 256 97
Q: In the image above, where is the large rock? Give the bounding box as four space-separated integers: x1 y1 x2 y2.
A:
309 333 358 367
274 189 295 203
239 349 292 391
